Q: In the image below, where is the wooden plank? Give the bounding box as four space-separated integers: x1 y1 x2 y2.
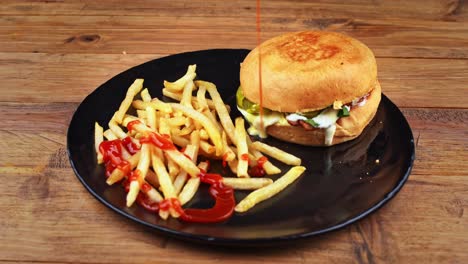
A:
1 53 467 108
0 0 466 22
0 25 467 59
0 15 467 59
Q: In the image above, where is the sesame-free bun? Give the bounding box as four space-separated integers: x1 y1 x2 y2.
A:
266 82 381 146
240 31 378 112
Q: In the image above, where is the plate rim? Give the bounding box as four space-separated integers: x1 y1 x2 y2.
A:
67 48 415 246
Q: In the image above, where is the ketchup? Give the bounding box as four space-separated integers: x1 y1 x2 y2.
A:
122 136 140 155
256 0 264 128
127 120 142 133
136 193 160 212
99 140 131 177
248 156 268 177
140 132 176 150
177 173 235 223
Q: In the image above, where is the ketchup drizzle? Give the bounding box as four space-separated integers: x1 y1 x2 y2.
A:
256 0 264 129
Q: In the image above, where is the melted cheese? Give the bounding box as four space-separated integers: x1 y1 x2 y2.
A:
311 108 339 128
237 107 285 138
324 124 337 146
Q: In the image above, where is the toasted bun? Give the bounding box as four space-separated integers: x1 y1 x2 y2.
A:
240 31 377 112
266 82 381 146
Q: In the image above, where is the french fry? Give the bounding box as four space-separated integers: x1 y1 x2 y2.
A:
140 88 152 102
172 135 189 148
196 84 208 112
103 129 118 140
146 106 157 130
114 79 144 124
136 109 147 119
109 115 127 139
163 88 230 112
151 147 176 199
247 137 281 175
164 64 196 92
95 122 104 164
165 149 200 178
235 166 306 213
170 103 223 156
222 177 273 190
235 118 249 178
179 161 208 205
106 152 141 185
165 153 180 180
122 115 146 128
200 140 215 155
158 117 171 136
202 109 222 132
250 141 301 166
199 129 209 140
199 80 237 144
132 99 172 113
222 131 236 162
126 143 151 207
180 80 195 107
227 159 238 174
173 144 197 195
167 116 186 127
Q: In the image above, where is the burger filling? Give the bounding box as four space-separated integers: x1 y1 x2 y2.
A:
236 87 369 145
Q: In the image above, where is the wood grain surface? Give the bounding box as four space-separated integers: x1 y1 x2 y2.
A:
0 0 467 263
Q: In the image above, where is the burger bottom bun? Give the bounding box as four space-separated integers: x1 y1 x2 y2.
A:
266 82 382 146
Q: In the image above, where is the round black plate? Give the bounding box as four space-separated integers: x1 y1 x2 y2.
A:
67 49 415 246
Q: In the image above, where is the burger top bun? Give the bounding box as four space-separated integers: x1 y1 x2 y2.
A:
240 31 378 113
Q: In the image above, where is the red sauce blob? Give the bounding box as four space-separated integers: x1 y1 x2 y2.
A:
122 136 140 155
248 156 268 177
171 172 235 223
127 120 142 132
99 140 131 177
240 153 250 161
136 193 160 212
140 132 177 150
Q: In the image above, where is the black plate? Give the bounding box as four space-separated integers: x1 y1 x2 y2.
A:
67 49 415 246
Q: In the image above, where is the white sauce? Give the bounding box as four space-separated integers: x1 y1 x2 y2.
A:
238 93 367 145
311 108 339 128
237 106 283 138
285 113 307 122
324 124 337 146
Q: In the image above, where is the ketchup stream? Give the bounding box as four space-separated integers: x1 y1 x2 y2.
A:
256 0 264 128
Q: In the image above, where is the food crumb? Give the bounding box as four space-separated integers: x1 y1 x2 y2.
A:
375 159 380 164
122 50 127 55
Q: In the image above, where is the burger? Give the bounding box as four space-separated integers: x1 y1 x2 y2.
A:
237 31 381 146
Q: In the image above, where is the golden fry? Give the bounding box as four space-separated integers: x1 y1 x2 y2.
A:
140 88 152 102
164 64 197 92
199 80 237 144
235 118 249 178
95 122 104 164
235 166 306 213
170 103 223 156
222 177 273 190
250 141 301 166
114 79 144 124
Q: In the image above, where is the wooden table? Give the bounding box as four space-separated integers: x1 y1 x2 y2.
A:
1 1 467 263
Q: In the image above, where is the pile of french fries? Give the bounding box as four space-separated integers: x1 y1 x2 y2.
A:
94 65 305 220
